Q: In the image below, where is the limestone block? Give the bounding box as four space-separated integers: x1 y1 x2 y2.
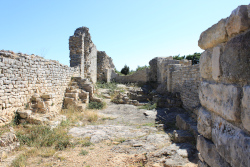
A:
220 29 250 84
197 135 231 167
212 116 250 167
226 5 250 38
242 86 250 132
37 100 46 109
197 107 212 139
212 45 224 81
17 110 32 119
199 49 212 79
199 82 241 122
41 94 54 99
198 18 228 50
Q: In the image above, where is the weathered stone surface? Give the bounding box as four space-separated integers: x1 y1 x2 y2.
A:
197 135 231 167
199 49 212 79
226 5 250 38
0 132 17 147
173 130 194 143
197 160 209 167
242 85 250 132
197 107 212 139
198 19 228 50
199 82 241 122
220 29 250 84
17 110 32 119
212 45 224 81
212 116 250 167
176 114 199 139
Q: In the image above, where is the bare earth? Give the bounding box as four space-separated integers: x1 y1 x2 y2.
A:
1 100 198 167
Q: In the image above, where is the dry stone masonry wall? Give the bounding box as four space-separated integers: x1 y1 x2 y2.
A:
69 27 97 83
97 51 115 82
197 4 250 167
0 50 80 126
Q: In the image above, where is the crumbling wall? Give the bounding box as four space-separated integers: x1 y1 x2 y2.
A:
0 51 80 126
69 27 97 83
197 5 250 167
111 68 149 84
97 51 115 82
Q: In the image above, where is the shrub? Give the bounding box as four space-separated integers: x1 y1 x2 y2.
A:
136 65 150 71
79 149 88 156
139 102 157 110
16 125 71 150
88 101 106 110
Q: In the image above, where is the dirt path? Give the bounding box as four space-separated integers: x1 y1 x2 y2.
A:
1 100 198 167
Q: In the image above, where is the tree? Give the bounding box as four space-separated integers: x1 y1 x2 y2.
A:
173 54 185 60
186 52 201 64
121 65 130 75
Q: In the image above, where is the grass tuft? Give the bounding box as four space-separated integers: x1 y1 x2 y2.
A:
139 102 157 110
79 149 88 156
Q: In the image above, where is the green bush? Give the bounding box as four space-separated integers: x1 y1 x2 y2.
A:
88 101 106 110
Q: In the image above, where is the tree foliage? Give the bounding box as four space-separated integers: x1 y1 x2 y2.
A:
172 52 201 65
121 65 130 75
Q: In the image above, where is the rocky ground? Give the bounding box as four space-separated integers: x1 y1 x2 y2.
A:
1 87 198 167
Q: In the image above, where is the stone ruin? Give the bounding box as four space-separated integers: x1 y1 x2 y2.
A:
0 4 250 167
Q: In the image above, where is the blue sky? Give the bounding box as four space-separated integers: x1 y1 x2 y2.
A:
1 0 249 70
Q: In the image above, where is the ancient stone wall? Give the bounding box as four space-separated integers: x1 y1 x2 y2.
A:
197 5 250 167
69 27 97 83
171 64 200 114
0 50 80 126
97 51 115 82
111 68 149 84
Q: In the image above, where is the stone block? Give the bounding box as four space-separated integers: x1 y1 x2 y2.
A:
220 30 250 84
199 82 241 122
212 116 250 167
212 45 224 81
242 85 250 132
41 94 53 99
198 18 228 50
226 5 250 38
37 100 46 109
173 130 194 143
197 107 212 139
17 110 32 119
197 135 231 167
199 49 212 79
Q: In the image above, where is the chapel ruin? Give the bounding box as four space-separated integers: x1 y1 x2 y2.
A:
0 4 250 167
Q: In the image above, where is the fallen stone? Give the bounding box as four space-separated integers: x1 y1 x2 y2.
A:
173 130 194 143
17 110 32 119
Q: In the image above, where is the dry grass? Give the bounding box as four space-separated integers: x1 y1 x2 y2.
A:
60 104 100 126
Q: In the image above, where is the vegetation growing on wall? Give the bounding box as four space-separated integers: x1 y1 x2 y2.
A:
173 52 201 64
